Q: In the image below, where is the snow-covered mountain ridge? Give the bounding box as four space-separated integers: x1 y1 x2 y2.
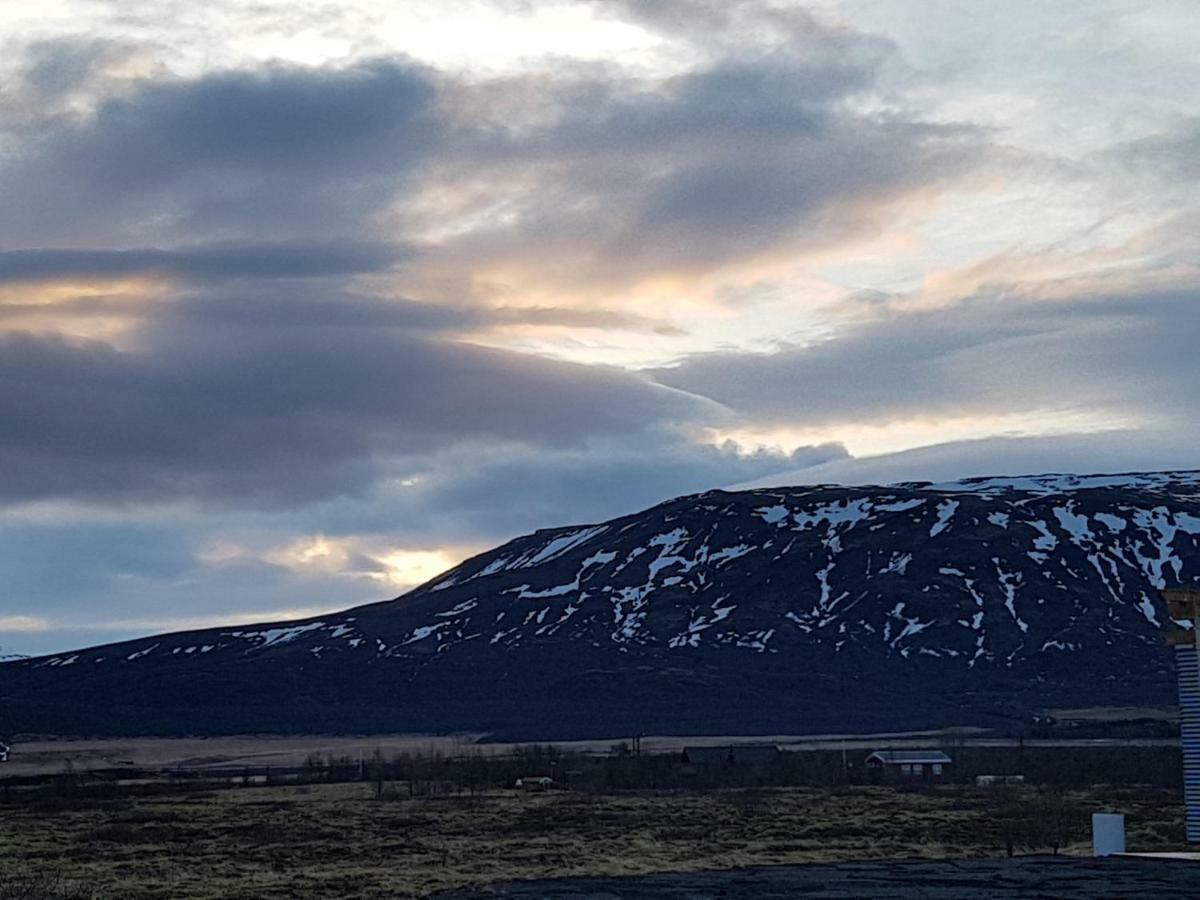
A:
5 470 1200 738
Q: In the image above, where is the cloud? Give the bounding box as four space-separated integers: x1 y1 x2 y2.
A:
0 295 719 507
1110 118 1200 191
733 428 1200 491
383 437 847 539
594 0 894 64
0 19 992 305
0 241 407 285
409 52 987 299
650 286 1200 431
0 616 51 632
0 511 374 655
0 58 441 245
483 305 686 335
3 36 942 516
260 535 469 589
0 37 166 130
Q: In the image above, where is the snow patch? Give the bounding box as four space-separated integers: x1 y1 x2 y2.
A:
231 621 326 648
436 599 478 616
929 500 959 537
1028 520 1058 551
514 525 608 568
755 504 790 525
880 552 912 575
125 644 159 661
708 544 754 565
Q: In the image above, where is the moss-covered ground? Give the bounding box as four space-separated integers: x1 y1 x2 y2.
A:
0 783 1185 898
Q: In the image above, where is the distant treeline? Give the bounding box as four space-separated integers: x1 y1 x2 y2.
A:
274 742 1186 792
0 742 1183 810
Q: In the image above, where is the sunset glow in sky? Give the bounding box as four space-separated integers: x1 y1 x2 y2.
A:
3 0 1200 654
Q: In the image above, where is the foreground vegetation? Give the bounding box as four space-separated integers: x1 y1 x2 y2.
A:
0 776 1186 899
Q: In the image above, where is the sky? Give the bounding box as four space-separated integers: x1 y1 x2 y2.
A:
2 0 1199 655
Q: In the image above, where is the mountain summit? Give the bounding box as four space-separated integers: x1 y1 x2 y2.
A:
5 471 1200 738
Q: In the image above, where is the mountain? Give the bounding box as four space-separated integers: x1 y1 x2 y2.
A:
4 471 1200 739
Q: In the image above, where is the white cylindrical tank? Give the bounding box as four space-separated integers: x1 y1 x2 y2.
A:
1092 813 1126 857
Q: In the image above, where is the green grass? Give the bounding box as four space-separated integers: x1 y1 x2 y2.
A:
0 783 1186 898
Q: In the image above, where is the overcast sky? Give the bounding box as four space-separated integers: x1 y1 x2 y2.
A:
3 0 1199 655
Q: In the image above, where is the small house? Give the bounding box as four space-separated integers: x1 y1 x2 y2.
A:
681 744 782 766
865 750 951 783
0 741 8 763
515 776 554 791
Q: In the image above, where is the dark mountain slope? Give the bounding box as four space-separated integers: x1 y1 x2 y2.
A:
4 471 1200 739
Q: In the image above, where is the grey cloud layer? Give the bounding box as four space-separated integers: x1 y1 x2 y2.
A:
422 47 984 290
0 15 988 513
0 309 716 507
0 242 406 284
738 430 1200 493
651 289 1200 428
386 439 846 539
1 59 440 244
4 10 986 271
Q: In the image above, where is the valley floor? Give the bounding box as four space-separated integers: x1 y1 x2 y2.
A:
0 725 1176 778
0 783 1189 899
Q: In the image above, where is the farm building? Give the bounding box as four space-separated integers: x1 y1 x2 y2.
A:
865 750 952 783
681 744 781 766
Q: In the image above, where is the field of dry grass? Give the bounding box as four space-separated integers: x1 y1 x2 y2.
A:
2 728 1178 780
0 782 1187 898
0 729 996 778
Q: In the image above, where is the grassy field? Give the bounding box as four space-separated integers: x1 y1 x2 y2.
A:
0 782 1187 899
1 727 1178 779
